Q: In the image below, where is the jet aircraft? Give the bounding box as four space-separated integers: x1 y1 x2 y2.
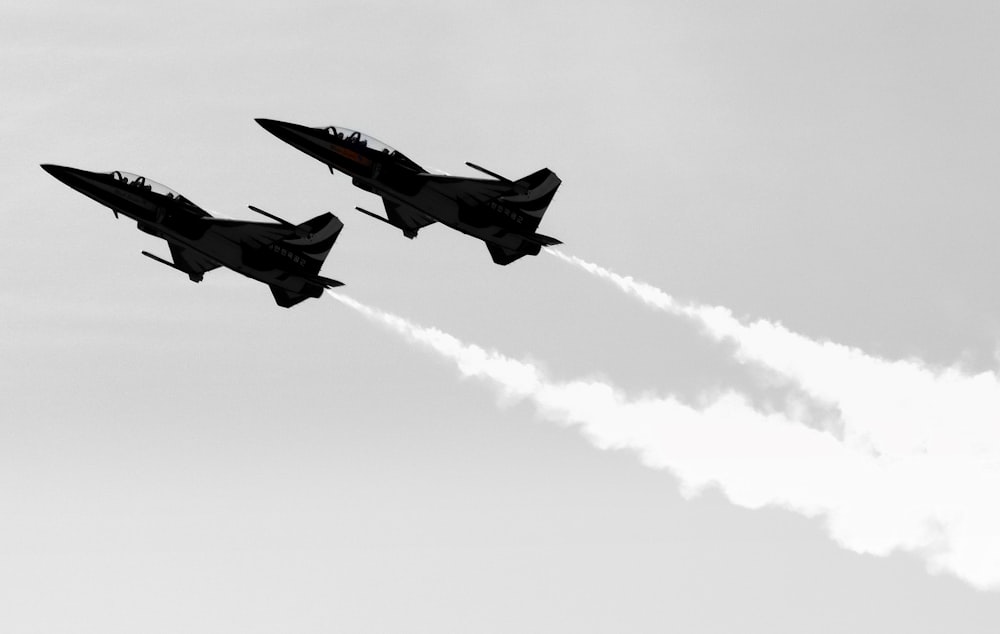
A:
256 118 562 265
42 164 344 308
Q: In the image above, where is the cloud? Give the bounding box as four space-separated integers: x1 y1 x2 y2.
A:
550 249 1000 590
329 290 1000 591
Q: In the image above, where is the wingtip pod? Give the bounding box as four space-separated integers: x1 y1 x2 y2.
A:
248 204 295 227
465 161 513 183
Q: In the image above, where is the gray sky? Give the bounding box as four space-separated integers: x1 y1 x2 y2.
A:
4 1 1000 631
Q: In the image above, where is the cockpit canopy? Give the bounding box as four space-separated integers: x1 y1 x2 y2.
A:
110 170 187 200
324 126 424 173
325 126 396 154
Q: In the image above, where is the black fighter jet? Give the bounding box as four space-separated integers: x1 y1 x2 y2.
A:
42 164 344 308
256 119 562 265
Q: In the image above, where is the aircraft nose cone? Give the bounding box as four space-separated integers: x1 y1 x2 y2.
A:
41 163 65 177
41 164 105 196
255 118 290 136
255 117 315 146
40 163 78 185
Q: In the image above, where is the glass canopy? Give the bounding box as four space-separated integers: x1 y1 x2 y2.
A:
325 126 397 154
110 170 186 199
324 126 424 172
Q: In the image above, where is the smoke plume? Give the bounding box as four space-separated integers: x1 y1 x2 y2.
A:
329 291 1000 590
549 249 1000 590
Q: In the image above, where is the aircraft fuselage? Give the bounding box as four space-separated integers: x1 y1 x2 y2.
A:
42 165 328 297
256 119 553 257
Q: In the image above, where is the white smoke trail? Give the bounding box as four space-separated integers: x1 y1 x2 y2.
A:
549 249 1000 590
329 291 1000 590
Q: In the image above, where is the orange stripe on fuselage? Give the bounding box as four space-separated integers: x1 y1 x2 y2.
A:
329 144 372 167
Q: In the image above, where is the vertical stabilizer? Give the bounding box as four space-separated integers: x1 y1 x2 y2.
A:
281 213 343 274
501 168 561 231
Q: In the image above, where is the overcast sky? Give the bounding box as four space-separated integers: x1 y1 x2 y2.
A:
4 1 1000 632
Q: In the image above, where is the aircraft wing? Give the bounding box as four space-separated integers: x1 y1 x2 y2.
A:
206 219 298 248
168 242 221 278
419 175 511 206
384 200 436 233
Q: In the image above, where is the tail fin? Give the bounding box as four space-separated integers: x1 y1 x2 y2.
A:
281 212 343 274
501 168 561 232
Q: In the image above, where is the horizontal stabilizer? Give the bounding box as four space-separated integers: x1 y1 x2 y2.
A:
311 274 344 289
523 232 562 247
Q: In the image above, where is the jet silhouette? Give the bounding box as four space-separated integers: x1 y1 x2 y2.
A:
257 118 562 265
42 164 343 307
